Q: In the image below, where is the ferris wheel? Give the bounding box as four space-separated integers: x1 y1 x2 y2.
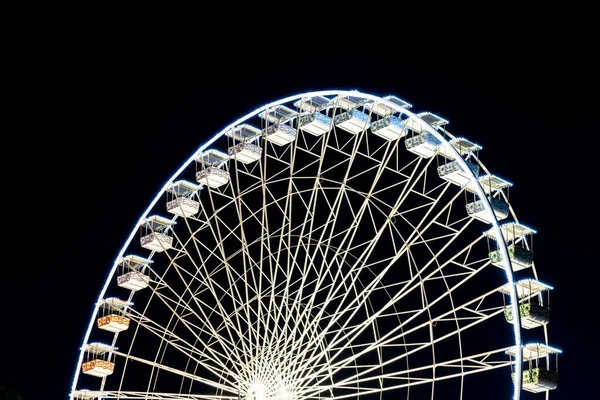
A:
70 90 562 400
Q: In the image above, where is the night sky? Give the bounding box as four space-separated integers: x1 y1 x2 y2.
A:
2 28 594 400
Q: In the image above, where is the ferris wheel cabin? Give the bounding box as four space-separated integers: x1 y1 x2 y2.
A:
116 254 152 291
506 343 562 393
195 149 231 189
332 94 372 134
486 222 536 271
499 279 552 329
139 215 175 253
227 124 263 164
365 95 413 141
404 111 448 158
165 179 201 218
295 95 334 137
259 104 298 146
80 342 117 378
436 137 482 187
70 389 105 399
465 174 513 224
95 297 132 333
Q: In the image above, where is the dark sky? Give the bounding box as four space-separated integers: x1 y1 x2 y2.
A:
3 26 594 400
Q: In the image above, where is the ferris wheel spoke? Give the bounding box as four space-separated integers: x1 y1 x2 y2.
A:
295 160 445 356
286 135 402 366
95 393 238 400
269 135 336 367
221 169 474 388
284 191 438 378
173 197 253 371
304 344 514 400
315 283 506 379
125 280 249 381
143 217 276 381
318 229 489 365
300 178 497 384
270 128 379 386
262 146 311 369
112 348 237 392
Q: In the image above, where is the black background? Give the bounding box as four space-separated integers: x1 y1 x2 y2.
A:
1 16 595 400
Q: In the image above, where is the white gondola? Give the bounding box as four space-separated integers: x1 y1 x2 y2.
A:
140 232 173 252
117 270 149 291
96 297 132 333
197 167 229 188
466 196 510 223
196 149 230 189
294 95 334 136
117 254 152 291
334 109 371 134
227 124 263 164
167 196 199 217
506 343 561 393
465 174 513 223
81 343 116 378
331 94 372 134
499 279 552 329
437 159 480 187
370 115 408 141
405 131 442 158
263 123 297 146
140 215 174 252
258 103 299 147
365 95 412 141
298 112 332 136
228 142 262 164
166 180 200 217
97 312 130 333
71 390 105 399
486 222 535 271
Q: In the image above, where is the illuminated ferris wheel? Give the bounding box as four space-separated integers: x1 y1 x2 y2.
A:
70 90 561 400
